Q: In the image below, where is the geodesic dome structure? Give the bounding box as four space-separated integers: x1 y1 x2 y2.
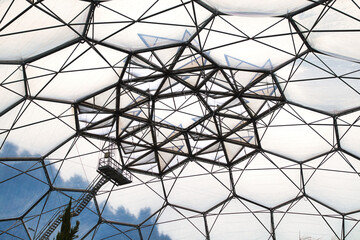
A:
1 0 360 239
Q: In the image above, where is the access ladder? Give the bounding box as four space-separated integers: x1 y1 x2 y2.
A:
37 175 109 240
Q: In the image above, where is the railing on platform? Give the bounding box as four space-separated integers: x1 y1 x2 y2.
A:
98 153 132 185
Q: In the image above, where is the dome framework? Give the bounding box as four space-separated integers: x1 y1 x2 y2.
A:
1 0 360 239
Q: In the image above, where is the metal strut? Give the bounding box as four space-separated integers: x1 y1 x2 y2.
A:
37 175 109 240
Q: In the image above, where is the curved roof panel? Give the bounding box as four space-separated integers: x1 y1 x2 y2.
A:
0 1 359 239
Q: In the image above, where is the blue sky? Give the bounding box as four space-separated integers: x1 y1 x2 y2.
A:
0 142 171 240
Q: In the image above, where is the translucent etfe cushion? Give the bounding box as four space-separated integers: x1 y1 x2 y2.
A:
201 0 319 16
